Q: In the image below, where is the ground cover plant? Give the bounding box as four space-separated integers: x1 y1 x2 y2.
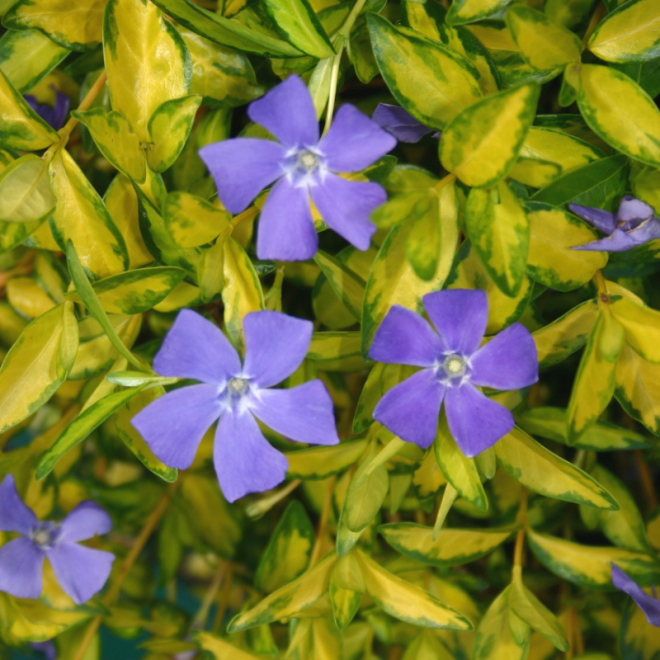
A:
0 0 659 658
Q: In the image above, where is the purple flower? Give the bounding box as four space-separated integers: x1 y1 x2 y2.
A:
0 475 114 604
612 564 660 627
32 641 57 660
198 75 396 262
372 103 440 143
24 88 69 131
569 195 660 252
369 290 538 457
131 310 340 502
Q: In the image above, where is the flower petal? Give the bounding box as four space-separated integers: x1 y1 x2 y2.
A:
153 309 241 385
59 501 112 544
373 369 445 449
247 75 319 148
369 305 443 367
256 177 318 261
0 474 37 535
0 537 44 599
573 228 637 252
471 323 539 391
568 203 616 235
214 410 288 503
199 138 286 214
319 104 396 171
251 381 339 445
372 103 434 143
423 289 488 356
444 383 514 457
310 174 381 250
243 311 313 388
131 384 223 470
628 218 660 244
47 543 114 605
51 90 70 131
612 564 660 627
617 195 654 223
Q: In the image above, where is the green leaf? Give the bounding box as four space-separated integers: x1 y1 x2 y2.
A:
104 0 191 142
3 0 105 50
367 13 482 131
589 0 660 64
506 5 581 72
435 414 488 512
147 95 202 173
620 597 660 660
527 528 660 590
307 332 369 372
163 191 230 248
0 302 78 433
440 83 540 188
150 0 303 57
72 108 146 183
106 371 176 388
495 426 619 510
254 501 314 593
446 0 511 26
465 181 529 297
37 386 145 479
515 407 650 451
0 154 55 225
356 550 473 630
287 438 368 480
260 0 333 58
0 28 69 93
379 523 516 567
114 385 178 482
313 250 365 322
578 64 660 168
49 148 128 279
0 68 59 150
544 0 599 31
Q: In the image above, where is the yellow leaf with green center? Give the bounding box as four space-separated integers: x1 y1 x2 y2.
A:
525 202 607 292
0 302 78 434
356 550 473 630
103 0 191 142
163 191 230 248
446 0 512 26
0 28 69 93
567 311 625 442
73 108 146 182
440 84 540 188
495 426 618 509
49 148 128 279
0 154 55 225
578 64 660 168
589 0 660 64
506 5 581 72
0 69 58 150
615 343 660 435
367 13 482 131
465 181 529 297
610 297 660 364
527 528 660 589
4 0 107 50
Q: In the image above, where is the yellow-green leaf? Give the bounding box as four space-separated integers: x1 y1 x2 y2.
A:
446 0 512 26
0 154 55 224
194 632 262 660
440 83 540 188
465 181 529 297
287 438 368 480
163 191 230 248
578 64 660 168
472 588 527 660
314 250 365 322
589 0 660 64
610 296 660 364
307 332 368 372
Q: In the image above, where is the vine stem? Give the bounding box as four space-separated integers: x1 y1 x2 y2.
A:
72 485 174 660
513 487 528 569
191 560 229 629
635 449 658 511
309 475 337 566
581 2 605 50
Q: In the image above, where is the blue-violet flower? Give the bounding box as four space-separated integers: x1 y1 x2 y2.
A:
372 103 440 143
369 289 539 456
0 475 114 604
569 195 660 252
24 88 69 131
131 309 340 502
612 563 660 627
198 75 396 262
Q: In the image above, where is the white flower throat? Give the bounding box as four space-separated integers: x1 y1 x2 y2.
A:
438 353 469 386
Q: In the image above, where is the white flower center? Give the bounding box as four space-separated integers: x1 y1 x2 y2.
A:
442 354 467 379
297 150 320 173
31 523 58 548
228 377 249 395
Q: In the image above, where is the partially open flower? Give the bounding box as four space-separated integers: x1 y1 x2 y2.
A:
612 563 660 627
24 88 69 131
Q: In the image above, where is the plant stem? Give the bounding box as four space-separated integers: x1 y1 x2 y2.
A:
72 485 174 660
581 2 605 50
191 560 228 629
213 564 233 633
513 488 528 569
309 475 337 566
593 270 609 302
635 449 658 511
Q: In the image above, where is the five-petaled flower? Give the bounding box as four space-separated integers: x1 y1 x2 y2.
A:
131 309 340 502
569 195 660 252
369 289 538 457
0 475 114 604
25 88 69 131
198 75 396 262
372 103 440 143
612 564 660 627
